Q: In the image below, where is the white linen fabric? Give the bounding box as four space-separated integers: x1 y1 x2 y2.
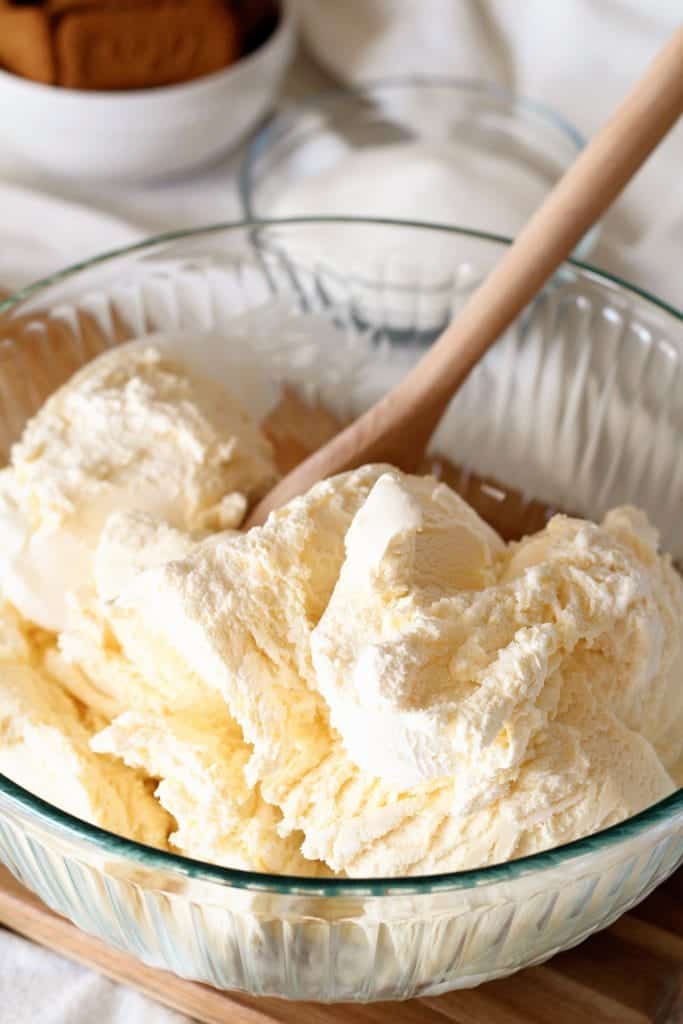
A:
0 183 143 294
0 930 188 1024
0 3 681 1021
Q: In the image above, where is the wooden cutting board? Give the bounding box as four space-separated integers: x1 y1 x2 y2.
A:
0 863 681 1024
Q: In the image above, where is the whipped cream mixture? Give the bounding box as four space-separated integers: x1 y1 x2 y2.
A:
0 338 680 877
0 343 276 632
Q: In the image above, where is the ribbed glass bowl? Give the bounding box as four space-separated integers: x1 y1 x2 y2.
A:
0 219 681 1002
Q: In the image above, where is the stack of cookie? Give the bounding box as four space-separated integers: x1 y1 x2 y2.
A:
0 0 278 89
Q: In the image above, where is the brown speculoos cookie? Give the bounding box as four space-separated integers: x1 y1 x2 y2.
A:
0 0 255 90
0 2 55 84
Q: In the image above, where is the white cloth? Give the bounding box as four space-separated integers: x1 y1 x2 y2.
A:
0 183 143 295
0 4 682 1020
0 930 187 1024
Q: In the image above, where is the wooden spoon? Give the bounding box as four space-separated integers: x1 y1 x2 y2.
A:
246 28 683 529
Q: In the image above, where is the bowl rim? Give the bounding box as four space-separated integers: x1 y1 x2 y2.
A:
0 215 681 896
237 75 598 259
1 216 681 322
0 0 294 104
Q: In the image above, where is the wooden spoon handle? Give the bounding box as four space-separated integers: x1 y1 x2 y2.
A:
247 27 683 528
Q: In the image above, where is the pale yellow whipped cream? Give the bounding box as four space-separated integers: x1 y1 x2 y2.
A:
0 605 171 847
0 342 277 631
0 341 681 878
92 707 319 874
101 466 682 876
42 510 218 720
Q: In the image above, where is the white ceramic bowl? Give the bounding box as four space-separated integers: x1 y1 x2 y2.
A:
0 1 295 182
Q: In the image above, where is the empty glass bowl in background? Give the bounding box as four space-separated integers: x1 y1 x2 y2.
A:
240 79 599 259
0 220 681 1001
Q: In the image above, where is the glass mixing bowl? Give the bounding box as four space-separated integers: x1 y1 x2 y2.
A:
0 219 681 1002
240 78 599 259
